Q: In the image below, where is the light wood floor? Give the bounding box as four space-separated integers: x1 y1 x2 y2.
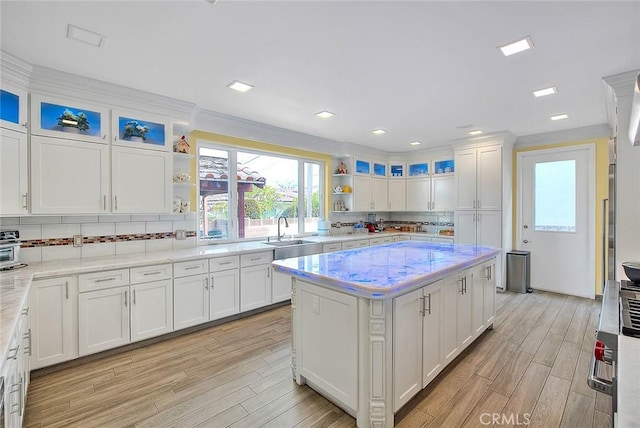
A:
24 290 612 428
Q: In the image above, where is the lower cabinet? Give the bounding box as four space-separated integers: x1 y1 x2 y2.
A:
2 300 30 427
240 252 273 312
173 273 209 330
393 260 496 411
31 276 78 369
272 270 292 303
210 268 240 320
78 266 173 357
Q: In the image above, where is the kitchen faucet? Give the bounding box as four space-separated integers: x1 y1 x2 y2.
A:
277 216 289 241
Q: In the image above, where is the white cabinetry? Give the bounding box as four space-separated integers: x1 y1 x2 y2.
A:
30 136 109 214
0 128 28 215
1 299 30 427
406 177 431 211
79 286 130 355
31 276 78 369
457 269 474 349
352 158 388 212
240 252 273 311
322 242 342 252
272 270 292 303
432 174 455 211
130 279 173 342
483 261 496 326
112 146 172 214
173 259 210 330
210 256 240 320
0 84 28 133
455 209 502 248
387 179 406 211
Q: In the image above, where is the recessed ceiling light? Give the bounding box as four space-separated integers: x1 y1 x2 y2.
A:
533 86 558 97
371 129 386 135
67 24 106 47
315 110 335 119
499 36 534 56
409 141 421 146
551 113 569 121
468 130 483 135
227 80 254 93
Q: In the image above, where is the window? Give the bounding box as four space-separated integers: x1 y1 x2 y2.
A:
534 159 576 232
198 142 324 242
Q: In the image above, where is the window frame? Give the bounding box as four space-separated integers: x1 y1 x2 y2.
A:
194 132 330 244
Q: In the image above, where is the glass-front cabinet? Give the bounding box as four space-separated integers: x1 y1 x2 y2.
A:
0 85 27 132
388 162 406 179
30 94 109 144
112 109 170 151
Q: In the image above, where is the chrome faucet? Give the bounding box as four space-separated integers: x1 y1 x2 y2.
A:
277 216 289 241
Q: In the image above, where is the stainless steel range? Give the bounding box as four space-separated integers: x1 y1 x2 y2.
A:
620 280 640 338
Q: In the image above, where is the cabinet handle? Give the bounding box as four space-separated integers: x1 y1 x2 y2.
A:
205 278 209 290
210 277 214 290
124 290 128 307
419 296 425 316
185 265 201 270
463 277 467 294
103 134 107 140
473 200 476 209
133 290 136 304
250 257 262 261
103 195 107 210
21 307 29 315
426 293 431 315
22 193 28 210
143 271 162 276
477 200 480 209
95 277 117 283
25 328 32 356
477 213 481 222
22 122 28 128
473 213 476 222
218 261 233 265
488 265 492 280
267 267 271 278
65 281 69 299
114 195 118 211
7 345 19 360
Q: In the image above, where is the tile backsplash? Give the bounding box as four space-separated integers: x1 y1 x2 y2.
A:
1 213 197 262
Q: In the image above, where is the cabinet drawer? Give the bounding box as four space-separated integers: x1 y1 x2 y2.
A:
356 239 370 248
79 269 130 292
210 255 240 272
323 243 342 252
130 264 173 284
241 251 273 267
341 241 358 250
174 259 208 278
370 236 392 245
431 237 454 243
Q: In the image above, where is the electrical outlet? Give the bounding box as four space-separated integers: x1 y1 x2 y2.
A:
312 295 320 314
175 229 187 240
73 235 83 247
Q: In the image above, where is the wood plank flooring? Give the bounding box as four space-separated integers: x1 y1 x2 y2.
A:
24 290 612 427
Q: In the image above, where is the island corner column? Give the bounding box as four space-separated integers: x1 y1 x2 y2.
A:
356 296 395 427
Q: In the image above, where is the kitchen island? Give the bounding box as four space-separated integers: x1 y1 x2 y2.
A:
273 241 500 427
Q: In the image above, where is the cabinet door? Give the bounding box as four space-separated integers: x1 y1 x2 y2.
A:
30 276 77 369
1 85 27 132
272 269 292 303
406 178 431 211
470 265 485 338
353 175 371 212
454 211 477 245
387 179 406 211
130 280 173 342
441 276 459 364
393 288 423 412
31 136 109 214
422 281 443 387
371 177 388 211
476 210 502 249
455 149 477 210
457 272 474 349
112 146 172 214
2 352 19 427
483 261 496 326
432 175 455 212
240 264 271 312
79 286 130 356
211 269 240 320
173 274 209 330
323 243 342 253
0 128 28 215
476 145 502 210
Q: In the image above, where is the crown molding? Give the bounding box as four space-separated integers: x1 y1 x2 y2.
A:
448 130 517 150
514 124 612 148
603 69 640 97
0 50 32 88
28 65 195 121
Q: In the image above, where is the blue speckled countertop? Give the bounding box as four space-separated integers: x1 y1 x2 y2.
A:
272 241 500 298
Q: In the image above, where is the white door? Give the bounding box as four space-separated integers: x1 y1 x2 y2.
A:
353 175 371 212
476 210 502 248
240 264 271 312
31 136 109 214
130 280 173 342
388 179 406 211
422 281 443 387
112 146 172 214
406 178 431 211
173 274 209 330
371 177 388 211
476 145 502 210
432 175 455 211
454 148 477 210
517 145 595 298
272 269 292 303
211 269 240 319
454 211 477 245
79 287 130 356
0 128 28 215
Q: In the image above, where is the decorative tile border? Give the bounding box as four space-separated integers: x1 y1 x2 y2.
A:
21 231 197 248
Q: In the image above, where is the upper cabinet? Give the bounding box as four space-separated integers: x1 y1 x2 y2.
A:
454 146 502 211
388 162 406 179
112 110 171 151
0 85 28 133
0 128 28 215
372 161 387 177
408 161 429 178
31 94 109 144
354 158 371 175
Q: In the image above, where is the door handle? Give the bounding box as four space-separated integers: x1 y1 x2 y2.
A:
523 239 530 244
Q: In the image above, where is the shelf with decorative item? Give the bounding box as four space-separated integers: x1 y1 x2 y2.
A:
112 109 171 151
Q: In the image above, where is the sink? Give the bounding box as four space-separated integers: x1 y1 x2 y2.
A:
265 239 323 259
264 239 314 247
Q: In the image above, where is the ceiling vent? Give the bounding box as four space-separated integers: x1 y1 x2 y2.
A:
67 24 106 48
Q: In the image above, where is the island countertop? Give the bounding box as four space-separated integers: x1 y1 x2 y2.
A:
272 241 501 298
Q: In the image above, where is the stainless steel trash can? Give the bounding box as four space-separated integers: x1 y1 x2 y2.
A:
506 251 531 293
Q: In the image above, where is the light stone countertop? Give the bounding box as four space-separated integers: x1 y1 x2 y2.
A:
0 231 451 364
273 240 500 298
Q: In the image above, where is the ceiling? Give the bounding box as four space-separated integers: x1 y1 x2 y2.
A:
1 1 639 152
